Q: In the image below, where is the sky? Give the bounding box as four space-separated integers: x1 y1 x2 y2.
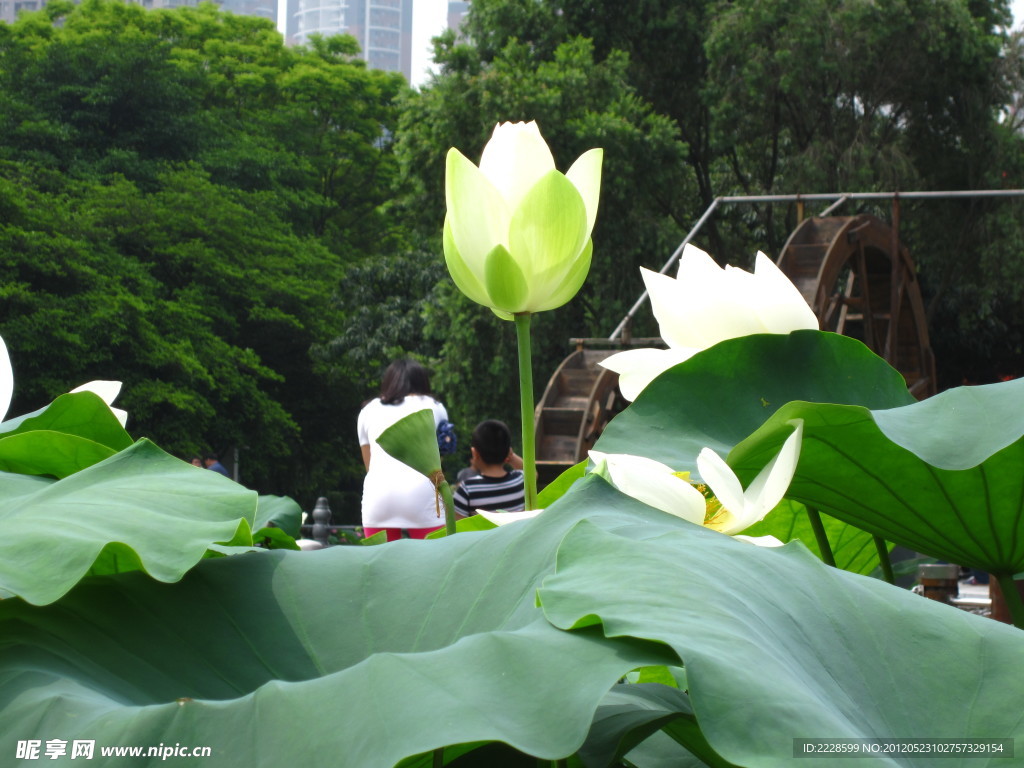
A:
409 0 449 88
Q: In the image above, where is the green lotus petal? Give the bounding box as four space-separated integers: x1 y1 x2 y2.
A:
484 243 530 313
0 439 257 605
490 306 515 321
508 169 588 287
534 237 593 312
445 148 510 265
376 408 442 479
728 376 1024 576
539 518 1024 766
565 148 603 239
443 215 492 307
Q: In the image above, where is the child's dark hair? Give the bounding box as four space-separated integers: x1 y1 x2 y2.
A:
380 359 432 405
472 420 512 465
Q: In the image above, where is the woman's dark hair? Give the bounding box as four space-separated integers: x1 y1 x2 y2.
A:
380 358 432 405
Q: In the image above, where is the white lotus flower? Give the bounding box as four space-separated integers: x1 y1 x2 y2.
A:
0 335 12 423
71 380 128 427
697 420 803 533
601 244 818 400
588 451 706 525
444 121 603 318
589 420 804 535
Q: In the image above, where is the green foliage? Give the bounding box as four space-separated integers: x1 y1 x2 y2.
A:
0 438 256 605
539 513 1024 766
731 375 1024 578
3 475 1022 764
0 0 412 504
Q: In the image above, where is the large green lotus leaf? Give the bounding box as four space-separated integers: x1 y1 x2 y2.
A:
0 477 685 767
377 408 442 478
594 331 914 474
580 684 723 768
538 517 1024 768
728 376 1024 576
743 500 884 576
0 391 132 448
249 494 301 550
0 439 257 605
0 430 117 479
538 459 587 507
625 731 711 768
592 331 912 570
0 392 133 477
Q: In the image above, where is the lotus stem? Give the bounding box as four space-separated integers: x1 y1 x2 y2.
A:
439 480 457 537
805 507 836 567
433 747 444 767
873 536 895 584
995 573 1024 630
514 312 538 510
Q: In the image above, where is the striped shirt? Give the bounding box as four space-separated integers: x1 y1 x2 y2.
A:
453 470 526 516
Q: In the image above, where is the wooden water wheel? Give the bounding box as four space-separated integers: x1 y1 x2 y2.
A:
533 348 625 488
776 214 936 398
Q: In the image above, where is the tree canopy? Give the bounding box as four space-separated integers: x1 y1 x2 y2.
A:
0 0 407 505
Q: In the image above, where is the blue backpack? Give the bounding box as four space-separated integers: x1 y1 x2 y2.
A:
436 420 458 455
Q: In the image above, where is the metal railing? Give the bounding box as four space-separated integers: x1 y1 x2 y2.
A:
609 189 1024 341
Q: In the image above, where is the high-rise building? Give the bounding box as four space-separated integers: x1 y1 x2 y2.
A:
0 0 208 25
0 0 465 87
446 0 467 34
287 0 413 78
219 0 276 24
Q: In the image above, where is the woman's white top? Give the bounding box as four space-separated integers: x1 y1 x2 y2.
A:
357 395 449 529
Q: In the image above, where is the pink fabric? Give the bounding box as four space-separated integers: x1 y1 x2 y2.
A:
363 526 444 542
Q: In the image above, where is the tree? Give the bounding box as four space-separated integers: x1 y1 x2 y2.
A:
0 0 413 504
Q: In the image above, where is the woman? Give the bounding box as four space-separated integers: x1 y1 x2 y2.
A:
357 359 449 541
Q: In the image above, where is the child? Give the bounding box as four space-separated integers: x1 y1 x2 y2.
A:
453 420 526 517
